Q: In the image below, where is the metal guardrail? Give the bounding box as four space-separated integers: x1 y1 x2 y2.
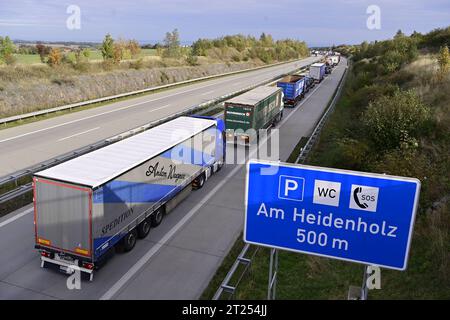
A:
212 59 350 300
0 62 316 205
212 243 259 300
295 60 350 163
0 59 307 126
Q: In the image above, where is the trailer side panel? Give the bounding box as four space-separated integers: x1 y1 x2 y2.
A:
91 125 217 259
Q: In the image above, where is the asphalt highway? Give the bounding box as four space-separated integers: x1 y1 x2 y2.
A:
0 58 347 299
0 57 319 177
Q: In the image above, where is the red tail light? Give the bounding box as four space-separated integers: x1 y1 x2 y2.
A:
41 251 51 258
82 262 94 270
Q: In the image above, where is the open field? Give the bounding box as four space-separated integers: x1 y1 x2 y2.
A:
12 48 157 65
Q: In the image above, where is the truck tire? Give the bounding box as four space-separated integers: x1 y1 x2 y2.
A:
193 173 205 190
123 229 138 252
151 207 164 227
137 218 151 239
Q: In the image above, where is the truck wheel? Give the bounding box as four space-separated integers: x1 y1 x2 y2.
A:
193 173 205 190
123 229 138 252
151 207 164 227
137 218 151 239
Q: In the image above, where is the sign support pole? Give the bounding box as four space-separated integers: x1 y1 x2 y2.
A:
267 248 278 300
361 265 369 300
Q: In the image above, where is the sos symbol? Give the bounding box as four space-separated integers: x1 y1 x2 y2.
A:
349 185 379 212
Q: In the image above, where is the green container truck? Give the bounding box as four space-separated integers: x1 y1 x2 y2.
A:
224 86 284 145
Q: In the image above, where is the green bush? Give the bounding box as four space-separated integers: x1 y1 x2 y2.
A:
0 36 16 65
231 54 240 62
334 138 370 170
185 54 199 66
3 54 16 65
380 50 404 73
362 89 431 150
348 83 398 110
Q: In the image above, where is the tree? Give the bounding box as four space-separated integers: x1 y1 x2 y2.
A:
394 29 405 39
163 29 181 58
0 36 16 65
260 33 273 47
71 48 90 70
36 42 50 62
192 38 213 56
101 34 114 60
127 39 141 57
81 48 90 59
113 43 124 64
47 48 62 66
411 30 422 40
73 48 90 62
437 45 450 78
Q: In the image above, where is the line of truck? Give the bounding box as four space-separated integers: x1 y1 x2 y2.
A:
32 56 336 279
224 57 338 145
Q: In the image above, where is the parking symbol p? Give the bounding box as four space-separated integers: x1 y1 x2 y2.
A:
278 175 305 202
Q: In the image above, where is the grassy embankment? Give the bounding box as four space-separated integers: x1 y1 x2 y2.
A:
202 30 450 299
0 35 309 120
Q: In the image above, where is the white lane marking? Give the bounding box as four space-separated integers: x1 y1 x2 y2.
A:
146 104 176 114
58 127 100 142
148 104 171 112
201 90 215 96
0 207 33 228
99 68 334 300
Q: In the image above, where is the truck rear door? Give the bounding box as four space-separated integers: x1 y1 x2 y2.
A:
224 104 253 131
277 82 295 100
34 177 92 258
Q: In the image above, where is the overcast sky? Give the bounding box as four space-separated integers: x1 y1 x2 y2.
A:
0 0 449 46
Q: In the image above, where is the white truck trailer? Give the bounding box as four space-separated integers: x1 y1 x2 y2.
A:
330 55 340 66
309 63 326 83
33 116 226 280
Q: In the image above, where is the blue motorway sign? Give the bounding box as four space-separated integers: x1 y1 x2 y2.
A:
244 160 421 270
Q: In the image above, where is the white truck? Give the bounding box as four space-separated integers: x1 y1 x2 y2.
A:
309 63 326 83
330 55 340 66
33 116 226 280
